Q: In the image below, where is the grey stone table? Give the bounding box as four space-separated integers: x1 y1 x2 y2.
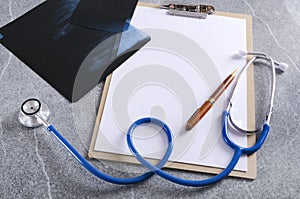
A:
0 0 299 198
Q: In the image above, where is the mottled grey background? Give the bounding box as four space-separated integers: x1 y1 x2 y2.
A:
0 0 299 198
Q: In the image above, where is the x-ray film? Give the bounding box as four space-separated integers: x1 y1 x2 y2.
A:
0 0 149 101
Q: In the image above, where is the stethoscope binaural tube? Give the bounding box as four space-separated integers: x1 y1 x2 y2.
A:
227 51 284 134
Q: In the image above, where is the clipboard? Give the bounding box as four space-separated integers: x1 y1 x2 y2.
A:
89 2 256 179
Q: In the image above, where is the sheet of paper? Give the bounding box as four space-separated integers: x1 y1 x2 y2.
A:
94 6 248 171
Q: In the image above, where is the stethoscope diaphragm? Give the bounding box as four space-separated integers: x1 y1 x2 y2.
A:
18 98 50 128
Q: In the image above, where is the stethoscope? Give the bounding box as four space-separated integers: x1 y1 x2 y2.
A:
18 50 287 187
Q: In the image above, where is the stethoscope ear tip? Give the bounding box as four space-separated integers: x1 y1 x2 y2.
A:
238 49 248 56
232 50 248 59
276 62 288 72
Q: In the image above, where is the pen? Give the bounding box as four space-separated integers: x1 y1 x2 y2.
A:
185 68 238 131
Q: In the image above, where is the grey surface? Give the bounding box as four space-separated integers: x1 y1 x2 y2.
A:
0 0 299 198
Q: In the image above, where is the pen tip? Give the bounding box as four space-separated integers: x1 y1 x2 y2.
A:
185 123 193 131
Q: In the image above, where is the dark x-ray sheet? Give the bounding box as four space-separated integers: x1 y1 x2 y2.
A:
0 0 150 102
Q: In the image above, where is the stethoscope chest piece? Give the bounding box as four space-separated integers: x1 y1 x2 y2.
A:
18 98 50 128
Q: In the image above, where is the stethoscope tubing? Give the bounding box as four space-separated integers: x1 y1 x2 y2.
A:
46 119 173 185
45 112 270 187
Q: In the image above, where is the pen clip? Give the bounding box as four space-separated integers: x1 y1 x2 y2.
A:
160 3 215 19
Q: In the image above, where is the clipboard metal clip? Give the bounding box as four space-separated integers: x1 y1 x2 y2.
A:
160 3 215 19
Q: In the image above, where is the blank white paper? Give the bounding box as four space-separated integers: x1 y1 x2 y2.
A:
94 6 248 171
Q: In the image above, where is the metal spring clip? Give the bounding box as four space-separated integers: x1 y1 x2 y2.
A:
160 4 215 19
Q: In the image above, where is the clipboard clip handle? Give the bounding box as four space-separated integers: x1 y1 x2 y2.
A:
160 3 215 19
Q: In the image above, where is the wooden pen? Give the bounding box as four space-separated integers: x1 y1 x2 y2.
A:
185 68 238 131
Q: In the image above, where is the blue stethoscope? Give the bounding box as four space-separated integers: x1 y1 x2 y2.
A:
18 51 287 186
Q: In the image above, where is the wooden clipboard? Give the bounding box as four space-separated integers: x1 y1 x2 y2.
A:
88 2 256 179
